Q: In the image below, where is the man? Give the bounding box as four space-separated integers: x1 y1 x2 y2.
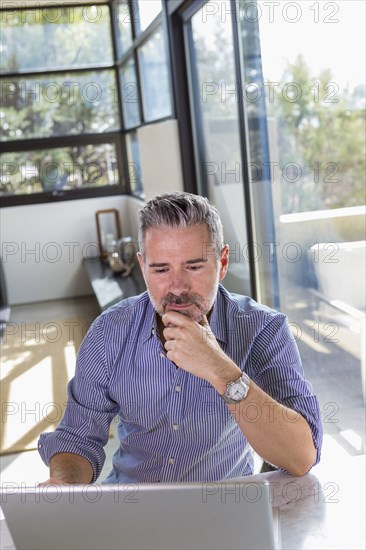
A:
39 192 322 484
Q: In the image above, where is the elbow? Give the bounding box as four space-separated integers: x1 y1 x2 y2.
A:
287 463 311 478
287 445 317 477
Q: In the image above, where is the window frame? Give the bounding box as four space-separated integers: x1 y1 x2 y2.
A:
0 0 173 207
116 0 173 130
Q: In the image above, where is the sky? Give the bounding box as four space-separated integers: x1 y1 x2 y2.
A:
258 0 365 91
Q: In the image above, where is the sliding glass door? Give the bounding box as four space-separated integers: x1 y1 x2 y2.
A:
238 0 365 456
172 0 365 463
182 1 270 301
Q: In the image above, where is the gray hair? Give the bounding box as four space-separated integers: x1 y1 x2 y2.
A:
138 192 224 259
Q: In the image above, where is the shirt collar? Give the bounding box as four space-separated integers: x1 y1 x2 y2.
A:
140 285 227 345
207 285 227 344
141 297 159 344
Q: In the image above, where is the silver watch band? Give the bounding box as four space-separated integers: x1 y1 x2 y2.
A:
221 371 250 404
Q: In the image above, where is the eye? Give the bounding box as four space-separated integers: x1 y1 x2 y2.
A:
154 268 168 274
187 265 203 271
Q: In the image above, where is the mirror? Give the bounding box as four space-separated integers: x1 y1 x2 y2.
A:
95 209 122 260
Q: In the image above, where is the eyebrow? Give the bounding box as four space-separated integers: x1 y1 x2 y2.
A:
148 258 208 268
186 258 208 264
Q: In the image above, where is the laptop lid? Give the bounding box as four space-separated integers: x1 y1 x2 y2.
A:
1 480 279 550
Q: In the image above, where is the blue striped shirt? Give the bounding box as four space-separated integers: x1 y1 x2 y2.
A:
38 285 322 483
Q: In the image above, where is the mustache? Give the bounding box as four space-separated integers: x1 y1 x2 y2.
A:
161 292 203 308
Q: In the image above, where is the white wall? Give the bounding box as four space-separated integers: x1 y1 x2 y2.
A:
137 119 184 201
1 196 132 305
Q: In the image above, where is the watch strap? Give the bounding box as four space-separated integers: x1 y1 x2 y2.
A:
221 371 250 404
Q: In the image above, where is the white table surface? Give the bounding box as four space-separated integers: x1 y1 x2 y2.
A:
1 466 365 550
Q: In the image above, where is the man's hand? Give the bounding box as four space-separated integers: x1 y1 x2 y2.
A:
37 477 71 487
162 311 241 393
39 453 94 485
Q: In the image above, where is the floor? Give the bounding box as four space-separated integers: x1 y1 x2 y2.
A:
1 292 365 486
284 283 365 461
0 296 116 485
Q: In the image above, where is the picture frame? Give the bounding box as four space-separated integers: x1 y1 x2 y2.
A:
95 209 122 260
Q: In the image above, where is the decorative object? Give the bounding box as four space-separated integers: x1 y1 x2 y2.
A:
95 209 122 260
107 237 138 277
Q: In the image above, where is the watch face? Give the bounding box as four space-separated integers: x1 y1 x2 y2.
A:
228 382 246 401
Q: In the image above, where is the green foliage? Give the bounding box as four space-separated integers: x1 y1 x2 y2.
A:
0 5 120 195
0 144 118 195
267 55 366 213
0 6 113 72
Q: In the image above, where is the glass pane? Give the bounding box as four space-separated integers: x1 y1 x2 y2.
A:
120 58 140 128
0 6 113 72
239 0 366 459
136 0 162 33
1 71 119 141
189 5 251 296
126 132 143 197
115 0 133 56
0 143 119 195
138 27 171 121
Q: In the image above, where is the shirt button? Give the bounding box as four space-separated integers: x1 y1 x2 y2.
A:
151 328 155 335
168 457 175 465
159 352 165 358
175 386 181 392
172 424 179 431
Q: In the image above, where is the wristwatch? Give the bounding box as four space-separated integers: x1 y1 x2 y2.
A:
221 371 250 404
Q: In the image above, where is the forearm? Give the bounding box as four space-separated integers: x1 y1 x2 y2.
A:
210 361 316 477
228 381 316 476
49 452 94 484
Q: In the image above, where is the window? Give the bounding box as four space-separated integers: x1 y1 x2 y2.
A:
115 0 172 129
120 58 140 129
237 0 365 459
0 1 173 205
185 4 252 297
167 0 365 474
1 144 118 195
126 131 143 197
138 27 172 122
2 71 119 140
115 0 133 55
115 0 173 200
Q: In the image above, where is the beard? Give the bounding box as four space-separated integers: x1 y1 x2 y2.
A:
162 291 205 318
147 283 219 324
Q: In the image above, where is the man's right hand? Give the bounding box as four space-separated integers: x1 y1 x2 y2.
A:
41 452 94 485
37 477 70 486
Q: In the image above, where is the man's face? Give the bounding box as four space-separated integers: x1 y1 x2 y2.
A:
138 224 229 323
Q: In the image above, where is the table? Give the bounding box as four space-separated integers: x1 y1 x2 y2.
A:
83 257 146 311
1 468 364 549
239 468 365 549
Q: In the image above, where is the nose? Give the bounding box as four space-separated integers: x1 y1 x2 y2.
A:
168 269 190 295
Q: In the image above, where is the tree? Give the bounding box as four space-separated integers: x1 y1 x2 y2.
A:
0 5 119 194
267 55 365 213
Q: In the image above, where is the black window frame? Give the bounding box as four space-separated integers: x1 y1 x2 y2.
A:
0 0 173 207
115 0 175 200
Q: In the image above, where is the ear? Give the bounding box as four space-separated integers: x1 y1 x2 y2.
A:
137 251 144 272
219 245 229 280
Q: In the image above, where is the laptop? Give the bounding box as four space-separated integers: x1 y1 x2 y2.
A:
1 480 280 550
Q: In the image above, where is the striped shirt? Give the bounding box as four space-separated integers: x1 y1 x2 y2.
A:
38 285 322 483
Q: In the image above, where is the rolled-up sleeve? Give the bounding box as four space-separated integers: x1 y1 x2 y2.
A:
249 313 323 468
38 316 119 482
